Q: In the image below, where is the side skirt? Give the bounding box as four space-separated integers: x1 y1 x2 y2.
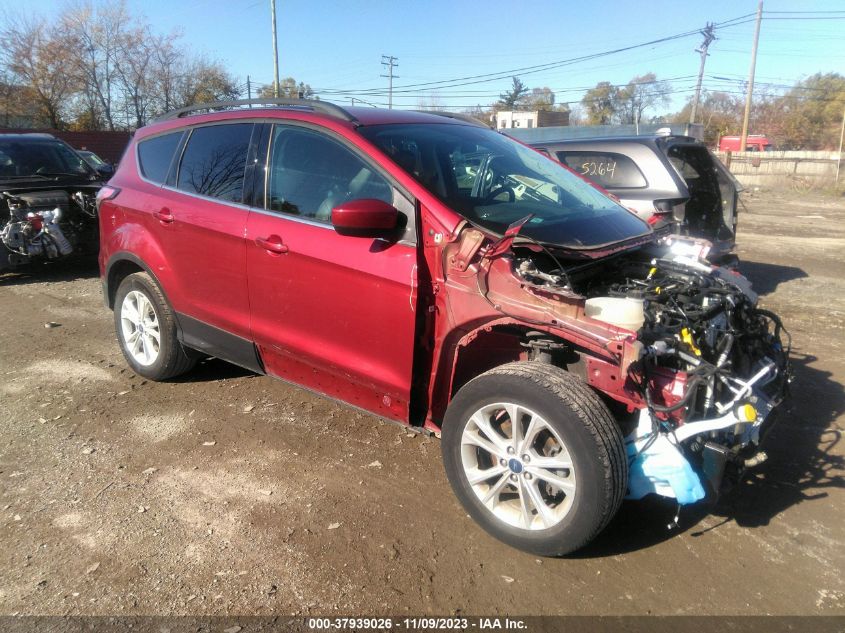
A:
175 313 264 375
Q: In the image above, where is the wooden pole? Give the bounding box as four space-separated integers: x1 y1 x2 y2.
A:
836 105 845 186
270 0 280 98
740 1 763 151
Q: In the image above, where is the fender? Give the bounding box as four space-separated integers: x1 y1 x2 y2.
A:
102 221 178 309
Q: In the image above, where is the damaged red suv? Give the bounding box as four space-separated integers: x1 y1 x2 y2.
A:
98 99 790 555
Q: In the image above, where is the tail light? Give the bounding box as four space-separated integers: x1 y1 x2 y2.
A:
96 185 121 213
97 185 121 202
650 199 686 227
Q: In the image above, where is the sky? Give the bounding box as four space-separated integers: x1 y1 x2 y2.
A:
4 0 845 115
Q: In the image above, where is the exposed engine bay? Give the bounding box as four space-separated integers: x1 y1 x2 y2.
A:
0 188 99 269
511 237 791 505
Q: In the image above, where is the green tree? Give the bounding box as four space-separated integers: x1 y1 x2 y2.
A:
581 81 619 124
258 77 314 99
498 76 529 109
765 73 845 149
673 91 743 145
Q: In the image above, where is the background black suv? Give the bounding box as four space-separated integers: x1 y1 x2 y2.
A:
0 133 103 270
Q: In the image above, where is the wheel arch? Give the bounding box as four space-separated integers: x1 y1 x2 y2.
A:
429 319 586 429
104 252 166 310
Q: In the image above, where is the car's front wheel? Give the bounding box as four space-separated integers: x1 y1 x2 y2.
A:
442 362 626 556
114 272 196 381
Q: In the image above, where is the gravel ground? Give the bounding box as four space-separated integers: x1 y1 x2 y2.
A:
0 189 843 616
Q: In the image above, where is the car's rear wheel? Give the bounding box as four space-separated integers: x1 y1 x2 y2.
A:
442 362 626 556
114 272 195 381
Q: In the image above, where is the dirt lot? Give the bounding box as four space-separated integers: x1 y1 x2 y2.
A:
1 190 843 616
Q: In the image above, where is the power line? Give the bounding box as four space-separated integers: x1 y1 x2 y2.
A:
321 14 759 98
339 22 752 95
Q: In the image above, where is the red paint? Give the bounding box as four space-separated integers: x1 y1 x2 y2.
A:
331 198 398 232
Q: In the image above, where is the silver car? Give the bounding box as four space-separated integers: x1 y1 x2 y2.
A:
531 135 741 264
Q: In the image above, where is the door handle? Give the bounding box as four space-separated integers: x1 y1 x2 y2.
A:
153 208 174 224
255 234 289 254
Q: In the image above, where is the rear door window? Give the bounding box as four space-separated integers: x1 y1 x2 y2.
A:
556 151 647 189
177 123 254 203
137 132 182 184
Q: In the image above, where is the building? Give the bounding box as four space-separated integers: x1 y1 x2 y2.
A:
495 109 570 130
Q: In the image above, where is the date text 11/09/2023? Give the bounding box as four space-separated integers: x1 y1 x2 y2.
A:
307 617 528 630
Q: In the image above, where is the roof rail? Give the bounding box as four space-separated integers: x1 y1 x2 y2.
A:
416 110 491 128
152 98 358 124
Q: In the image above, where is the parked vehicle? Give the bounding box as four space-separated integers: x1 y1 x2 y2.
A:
531 135 741 264
718 135 772 152
0 133 103 271
99 99 790 556
77 149 115 179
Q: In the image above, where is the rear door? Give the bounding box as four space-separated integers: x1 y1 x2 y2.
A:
154 122 257 366
245 123 419 421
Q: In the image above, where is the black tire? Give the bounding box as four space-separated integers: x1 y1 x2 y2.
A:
442 361 626 556
113 272 196 381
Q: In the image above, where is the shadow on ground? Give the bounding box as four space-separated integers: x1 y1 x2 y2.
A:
171 357 257 383
572 351 845 557
0 257 99 286
740 260 808 296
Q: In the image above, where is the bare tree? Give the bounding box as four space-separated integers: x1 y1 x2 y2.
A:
615 73 671 126
113 24 155 128
149 32 181 114
416 93 443 111
175 57 241 108
60 1 132 130
0 15 76 128
1 4 265 130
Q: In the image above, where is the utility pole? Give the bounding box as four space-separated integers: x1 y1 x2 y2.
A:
381 55 399 109
690 23 716 125
836 105 845 187
247 75 252 106
270 0 280 98
740 1 764 152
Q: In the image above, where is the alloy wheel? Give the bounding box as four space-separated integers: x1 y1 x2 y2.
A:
120 290 161 367
460 402 577 530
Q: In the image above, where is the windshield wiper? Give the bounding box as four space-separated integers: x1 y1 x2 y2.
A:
0 174 54 180
33 171 89 178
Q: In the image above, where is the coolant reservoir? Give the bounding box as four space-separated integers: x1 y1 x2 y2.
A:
584 297 645 332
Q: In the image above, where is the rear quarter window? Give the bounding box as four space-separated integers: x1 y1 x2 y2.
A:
556 151 647 189
137 132 182 184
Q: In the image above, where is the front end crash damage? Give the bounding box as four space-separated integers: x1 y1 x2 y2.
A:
435 224 791 505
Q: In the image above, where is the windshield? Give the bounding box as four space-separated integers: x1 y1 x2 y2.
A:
0 138 92 179
359 123 650 249
79 151 106 167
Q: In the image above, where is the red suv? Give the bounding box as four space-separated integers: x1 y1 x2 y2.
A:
99 99 789 555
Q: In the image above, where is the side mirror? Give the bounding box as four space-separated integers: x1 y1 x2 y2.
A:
331 199 399 237
95 164 114 179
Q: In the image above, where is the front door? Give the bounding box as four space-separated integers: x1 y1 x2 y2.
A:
246 124 419 421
